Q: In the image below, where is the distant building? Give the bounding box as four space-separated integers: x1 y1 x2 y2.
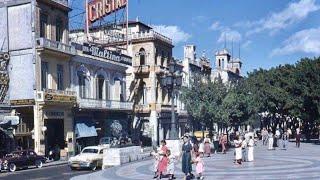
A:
211 49 242 83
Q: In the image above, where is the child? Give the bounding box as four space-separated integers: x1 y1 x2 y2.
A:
152 147 161 179
194 152 204 180
157 140 168 178
167 150 176 180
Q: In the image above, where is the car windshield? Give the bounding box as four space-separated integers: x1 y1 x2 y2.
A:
82 148 98 154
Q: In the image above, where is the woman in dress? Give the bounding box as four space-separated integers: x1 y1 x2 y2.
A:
247 136 254 162
166 150 176 180
157 140 168 178
194 152 204 180
268 130 274 150
234 135 242 165
204 135 211 157
181 136 193 179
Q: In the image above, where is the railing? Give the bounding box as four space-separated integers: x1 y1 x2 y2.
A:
133 65 150 74
44 89 76 96
129 30 172 44
36 38 76 55
134 104 150 113
79 98 133 111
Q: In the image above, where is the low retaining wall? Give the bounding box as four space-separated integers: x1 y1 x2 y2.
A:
102 146 150 169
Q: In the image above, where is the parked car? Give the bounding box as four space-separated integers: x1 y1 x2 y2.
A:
68 146 106 171
1 150 46 172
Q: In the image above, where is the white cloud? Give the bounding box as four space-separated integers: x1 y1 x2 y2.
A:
217 28 242 43
209 21 221 31
271 27 320 56
152 25 191 44
246 0 319 36
242 40 252 49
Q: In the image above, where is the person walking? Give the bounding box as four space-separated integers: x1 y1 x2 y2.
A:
181 136 193 179
282 130 289 150
268 131 274 150
262 128 268 146
234 135 243 165
203 135 211 157
241 136 247 162
296 128 301 148
157 140 168 178
275 128 281 147
152 147 161 179
167 150 176 180
194 152 204 180
220 133 227 154
247 136 255 162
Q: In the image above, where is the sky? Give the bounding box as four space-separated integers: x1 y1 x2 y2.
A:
69 0 320 75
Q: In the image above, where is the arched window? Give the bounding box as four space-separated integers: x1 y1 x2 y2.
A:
218 59 221 68
236 68 240 75
161 51 165 66
77 70 90 98
139 48 146 65
140 82 147 105
97 75 104 100
221 59 225 69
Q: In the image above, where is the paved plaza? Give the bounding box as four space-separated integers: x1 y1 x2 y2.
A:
72 142 320 180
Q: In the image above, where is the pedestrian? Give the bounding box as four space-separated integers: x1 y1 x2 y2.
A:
234 135 243 165
157 140 168 178
275 128 281 147
194 152 204 180
247 136 254 162
296 128 301 148
198 138 205 157
152 148 161 179
241 136 247 162
167 150 176 180
181 135 193 179
268 130 274 150
220 133 227 154
203 135 211 157
281 130 289 150
262 128 268 146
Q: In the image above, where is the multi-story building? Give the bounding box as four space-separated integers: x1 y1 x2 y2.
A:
70 21 189 146
70 43 133 151
211 48 242 83
0 0 76 156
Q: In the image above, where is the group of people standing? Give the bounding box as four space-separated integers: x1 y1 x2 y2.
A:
261 127 302 150
152 136 205 180
233 133 255 165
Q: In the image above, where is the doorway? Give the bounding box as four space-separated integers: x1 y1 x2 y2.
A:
44 119 64 156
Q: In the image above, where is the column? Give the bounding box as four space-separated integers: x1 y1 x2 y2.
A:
34 103 45 155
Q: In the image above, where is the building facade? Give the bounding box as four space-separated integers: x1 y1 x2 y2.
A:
70 21 191 146
0 0 76 156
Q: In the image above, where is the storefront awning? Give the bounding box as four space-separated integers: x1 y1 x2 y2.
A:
75 118 97 139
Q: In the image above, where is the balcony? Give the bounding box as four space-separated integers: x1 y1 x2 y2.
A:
36 38 76 55
79 98 133 111
133 65 150 75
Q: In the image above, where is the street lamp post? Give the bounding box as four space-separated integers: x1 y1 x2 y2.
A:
160 60 183 140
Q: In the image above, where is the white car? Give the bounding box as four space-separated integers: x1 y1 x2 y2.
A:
68 146 106 171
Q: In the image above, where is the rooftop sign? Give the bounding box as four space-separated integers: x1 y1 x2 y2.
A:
87 0 127 24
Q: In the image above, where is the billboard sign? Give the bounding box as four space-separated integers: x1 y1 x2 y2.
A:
87 0 127 24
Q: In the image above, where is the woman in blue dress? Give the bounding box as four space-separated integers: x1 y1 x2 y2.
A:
181 135 193 178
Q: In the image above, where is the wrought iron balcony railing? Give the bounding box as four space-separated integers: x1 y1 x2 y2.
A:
79 98 133 111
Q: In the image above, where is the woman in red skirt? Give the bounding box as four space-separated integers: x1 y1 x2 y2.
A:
157 140 168 178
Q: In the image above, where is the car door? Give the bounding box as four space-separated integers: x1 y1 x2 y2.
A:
27 151 37 166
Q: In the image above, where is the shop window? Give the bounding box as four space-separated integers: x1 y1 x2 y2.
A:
105 80 110 100
57 64 64 90
40 13 48 38
41 61 48 90
56 18 63 42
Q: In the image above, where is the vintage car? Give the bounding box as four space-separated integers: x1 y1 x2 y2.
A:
68 146 106 171
1 150 46 172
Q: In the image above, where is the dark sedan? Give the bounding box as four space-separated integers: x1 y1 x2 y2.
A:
1 150 46 172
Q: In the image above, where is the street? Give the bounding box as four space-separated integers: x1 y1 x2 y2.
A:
0 164 95 180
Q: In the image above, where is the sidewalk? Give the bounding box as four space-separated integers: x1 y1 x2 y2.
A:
43 160 68 168
71 142 320 180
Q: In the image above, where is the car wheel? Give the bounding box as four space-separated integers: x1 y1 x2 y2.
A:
9 163 17 172
35 160 43 168
70 166 76 171
91 162 97 171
